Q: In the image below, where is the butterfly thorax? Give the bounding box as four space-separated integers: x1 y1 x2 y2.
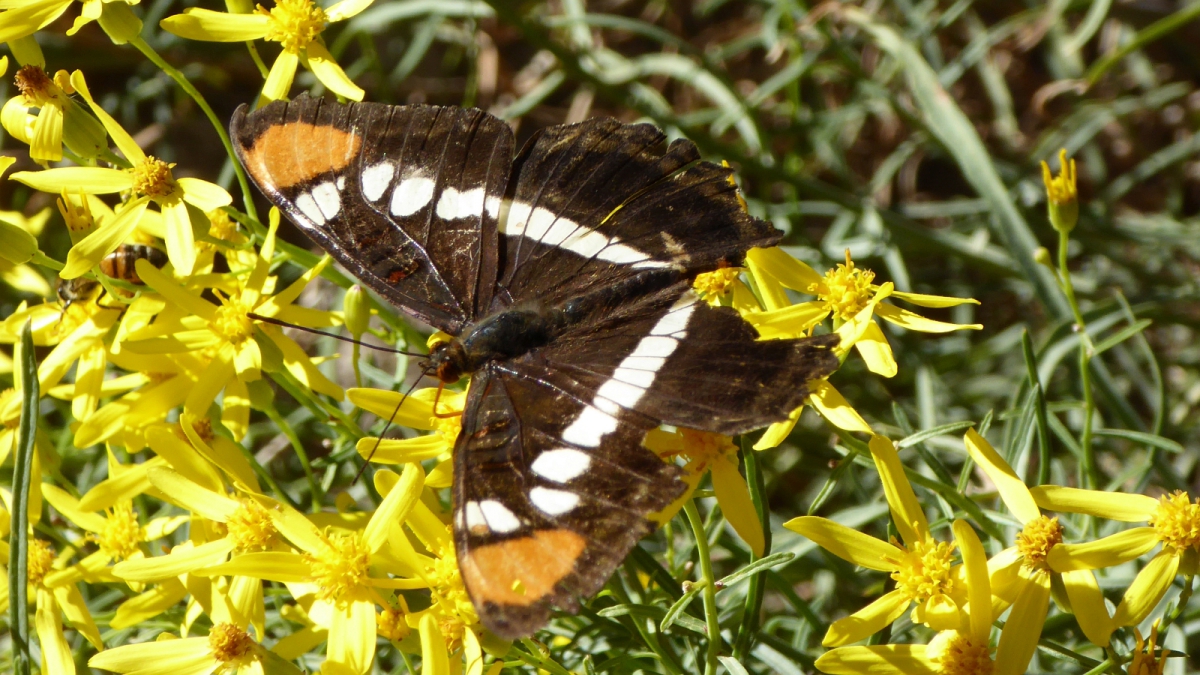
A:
428 306 559 383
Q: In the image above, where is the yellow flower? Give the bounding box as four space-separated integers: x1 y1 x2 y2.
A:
1 62 106 163
643 427 766 555
0 0 140 42
786 436 967 645
111 466 287 634
196 464 428 675
743 247 980 378
122 210 343 433
816 520 996 675
1041 148 1078 233
160 0 373 104
692 266 760 312
963 429 1114 658
1032 485 1200 627
10 71 230 277
349 385 468 488
88 621 287 675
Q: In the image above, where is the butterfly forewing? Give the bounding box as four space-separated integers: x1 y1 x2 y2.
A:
231 96 513 332
493 117 779 310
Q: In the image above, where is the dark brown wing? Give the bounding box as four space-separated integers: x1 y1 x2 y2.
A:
231 95 513 332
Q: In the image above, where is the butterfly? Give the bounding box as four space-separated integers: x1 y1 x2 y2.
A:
231 94 839 638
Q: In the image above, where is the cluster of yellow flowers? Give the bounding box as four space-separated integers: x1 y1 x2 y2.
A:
0 2 1180 675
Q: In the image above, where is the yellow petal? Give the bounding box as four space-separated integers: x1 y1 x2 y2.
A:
306 40 364 101
870 437 928 546
815 645 935 675
10 166 133 194
853 320 898 377
36 588 73 675
743 252 789 311
159 8 269 41
223 376 250 441
752 404 801 450
184 345 235 415
917 593 961 631
1112 550 1179 627
178 177 232 211
261 50 299 105
1 97 34 144
963 428 1040 524
711 454 764 556
1047 527 1160 571
0 0 71 44
135 258 218 319
88 634 211 671
744 246 824 291
1061 569 1112 647
809 379 873 433
198 551 311 582
822 589 910 647
146 465 239 520
994 570 1050 675
40 483 107 532
952 520 991 641
328 599 375 675
347 387 437 429
145 425 224 492
70 70 145 163
888 290 981 308
1029 484 1158 522
784 516 899 571
355 434 448 463
233 339 262 380
53 584 103 648
419 612 451 675
325 0 373 21
113 538 233 581
110 579 191 629
742 301 829 339
159 198 195 275
875 302 982 333
29 101 63 162
61 196 150 279
364 463 424 553
269 330 344 400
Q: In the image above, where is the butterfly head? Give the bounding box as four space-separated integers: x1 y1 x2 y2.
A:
426 339 469 384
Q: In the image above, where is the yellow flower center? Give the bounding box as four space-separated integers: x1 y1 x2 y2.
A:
207 208 241 242
27 539 56 587
131 156 178 199
1150 491 1200 552
431 411 463 441
672 428 738 472
426 537 478 650
376 607 411 642
305 530 370 605
14 65 57 105
226 498 278 552
1129 623 1166 675
213 295 256 345
891 537 957 603
692 267 741 300
259 0 327 52
1016 515 1063 570
931 630 994 675
813 250 875 321
208 622 255 665
94 501 144 561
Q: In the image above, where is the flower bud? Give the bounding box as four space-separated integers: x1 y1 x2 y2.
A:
1033 247 1053 268
343 285 369 338
1041 149 1078 233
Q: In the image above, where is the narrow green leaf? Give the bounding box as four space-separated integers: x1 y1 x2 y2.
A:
9 320 37 675
718 656 752 675
896 421 976 448
1092 429 1183 454
717 552 795 588
1092 319 1152 356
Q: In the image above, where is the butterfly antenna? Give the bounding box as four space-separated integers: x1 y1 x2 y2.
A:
248 312 425 357
351 362 438 485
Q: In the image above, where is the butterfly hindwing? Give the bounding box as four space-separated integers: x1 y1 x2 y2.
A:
232 96 514 332
492 117 780 311
454 362 684 639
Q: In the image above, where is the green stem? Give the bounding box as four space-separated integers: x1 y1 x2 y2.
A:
1159 573 1195 633
264 407 323 511
130 37 259 222
733 441 768 660
1058 228 1097 489
684 500 721 675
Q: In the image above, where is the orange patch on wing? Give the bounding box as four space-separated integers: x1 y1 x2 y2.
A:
459 529 586 607
243 122 361 189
